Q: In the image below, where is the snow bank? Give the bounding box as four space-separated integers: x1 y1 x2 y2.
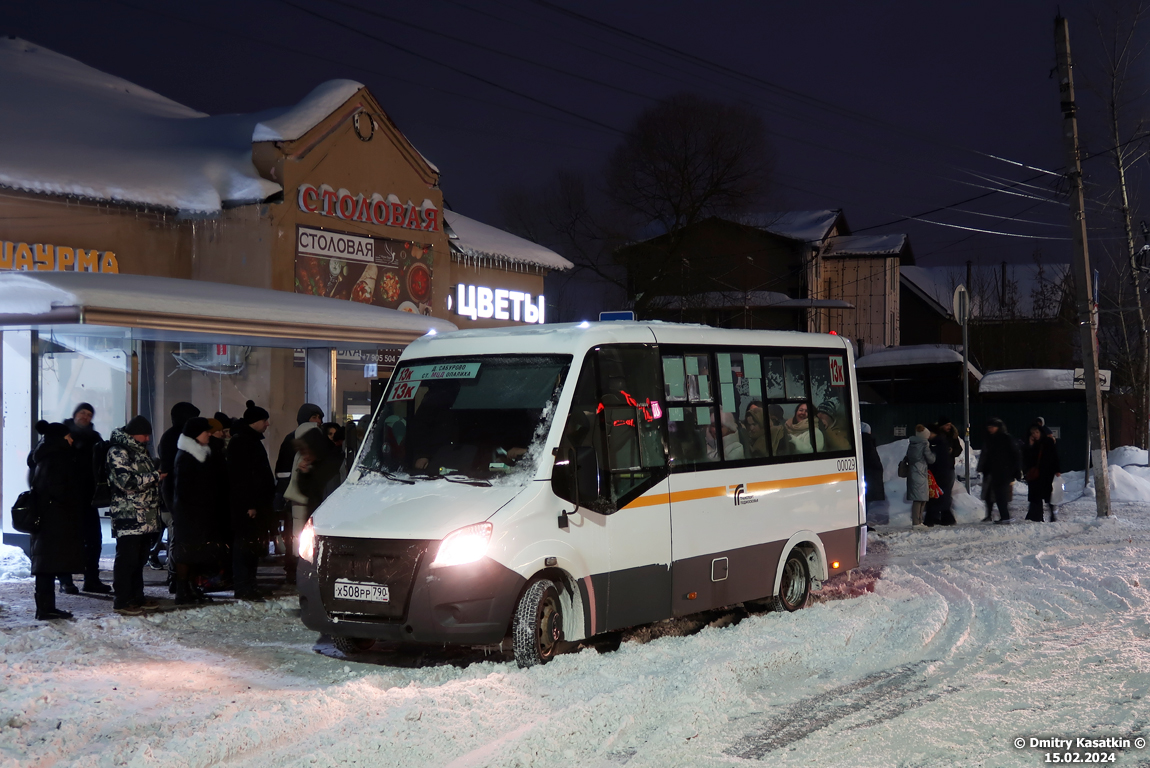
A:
1108 445 1148 467
0 543 30 581
1072 464 1150 502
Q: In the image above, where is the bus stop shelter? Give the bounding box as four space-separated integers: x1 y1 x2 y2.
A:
0 271 455 548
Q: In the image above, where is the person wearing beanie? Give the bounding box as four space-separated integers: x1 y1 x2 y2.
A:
107 417 161 615
814 400 852 452
227 402 275 601
62 402 110 595
171 417 223 604
213 412 232 442
903 424 936 528
28 421 84 620
977 417 1022 523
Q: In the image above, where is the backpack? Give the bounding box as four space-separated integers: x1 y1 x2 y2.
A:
91 439 113 508
10 489 40 534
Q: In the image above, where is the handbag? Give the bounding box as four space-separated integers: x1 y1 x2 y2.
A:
11 489 40 534
927 471 942 500
1025 445 1043 482
897 457 910 479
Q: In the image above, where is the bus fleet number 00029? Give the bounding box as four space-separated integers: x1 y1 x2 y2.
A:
836 458 857 473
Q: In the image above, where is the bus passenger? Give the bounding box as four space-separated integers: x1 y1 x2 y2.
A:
744 408 768 458
816 401 851 451
768 405 786 455
782 402 824 455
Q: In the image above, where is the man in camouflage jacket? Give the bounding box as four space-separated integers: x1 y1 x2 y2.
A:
107 417 161 613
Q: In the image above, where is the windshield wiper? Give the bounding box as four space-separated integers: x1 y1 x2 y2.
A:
363 466 416 485
440 474 493 487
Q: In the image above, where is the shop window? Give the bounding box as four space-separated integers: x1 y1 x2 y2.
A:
809 354 854 453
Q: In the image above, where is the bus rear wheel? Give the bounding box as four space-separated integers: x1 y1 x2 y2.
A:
512 579 563 668
772 550 811 612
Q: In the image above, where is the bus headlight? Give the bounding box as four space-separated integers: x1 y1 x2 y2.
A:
299 519 316 563
431 522 492 567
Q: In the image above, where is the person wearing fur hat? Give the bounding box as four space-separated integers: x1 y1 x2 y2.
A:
227 401 276 601
107 416 161 614
28 421 85 620
977 417 1022 523
903 424 936 528
172 417 224 604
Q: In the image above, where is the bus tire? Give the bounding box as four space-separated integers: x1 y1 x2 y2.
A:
512 578 563 668
333 636 374 654
771 550 810 612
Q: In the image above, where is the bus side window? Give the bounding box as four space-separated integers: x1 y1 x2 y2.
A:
598 346 665 502
665 352 718 467
765 354 822 456
809 354 854 453
716 351 759 461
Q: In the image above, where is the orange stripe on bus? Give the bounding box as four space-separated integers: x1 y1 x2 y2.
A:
623 471 856 509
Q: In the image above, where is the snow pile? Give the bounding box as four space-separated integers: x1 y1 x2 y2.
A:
1072 464 1150 502
1108 445 1148 467
0 40 371 213
0 543 31 581
875 438 983 526
252 80 363 142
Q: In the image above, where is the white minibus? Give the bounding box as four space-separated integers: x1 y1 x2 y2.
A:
297 322 866 667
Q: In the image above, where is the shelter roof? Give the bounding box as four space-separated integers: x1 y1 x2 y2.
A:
0 272 455 348
979 368 1077 393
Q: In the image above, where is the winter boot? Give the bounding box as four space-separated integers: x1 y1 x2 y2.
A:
83 577 112 594
59 575 79 595
173 578 196 606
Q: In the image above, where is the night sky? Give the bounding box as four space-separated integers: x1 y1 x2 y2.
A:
4 0 1138 272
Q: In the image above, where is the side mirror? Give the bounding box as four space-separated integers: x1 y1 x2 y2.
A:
551 447 616 515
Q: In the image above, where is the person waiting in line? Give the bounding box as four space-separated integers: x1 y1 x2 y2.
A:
978 417 1022 524
63 402 111 595
276 403 324 583
28 421 85 620
294 428 344 519
153 401 200 575
204 418 233 590
213 412 233 443
1024 422 1061 522
107 416 161 615
228 401 276 602
782 402 824 455
904 424 936 529
172 417 224 605
924 423 957 527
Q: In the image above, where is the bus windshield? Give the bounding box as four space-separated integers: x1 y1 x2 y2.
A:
359 354 572 484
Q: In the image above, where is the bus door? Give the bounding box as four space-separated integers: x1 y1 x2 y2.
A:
554 345 672 634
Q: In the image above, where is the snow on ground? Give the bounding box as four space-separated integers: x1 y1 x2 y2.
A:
3 497 1150 766
1110 446 1149 467
0 545 29 581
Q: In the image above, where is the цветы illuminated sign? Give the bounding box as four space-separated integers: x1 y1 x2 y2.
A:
297 183 440 233
451 283 545 324
0 241 119 273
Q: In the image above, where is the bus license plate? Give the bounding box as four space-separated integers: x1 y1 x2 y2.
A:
334 580 389 603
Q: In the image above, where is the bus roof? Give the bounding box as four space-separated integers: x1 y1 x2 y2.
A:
402 321 852 361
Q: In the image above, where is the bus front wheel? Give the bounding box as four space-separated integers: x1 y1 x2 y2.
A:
512 579 563 668
772 550 811 612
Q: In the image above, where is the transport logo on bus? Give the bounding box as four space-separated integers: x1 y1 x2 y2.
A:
829 356 846 386
730 483 758 506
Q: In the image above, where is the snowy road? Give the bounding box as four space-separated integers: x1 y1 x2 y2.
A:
3 498 1150 767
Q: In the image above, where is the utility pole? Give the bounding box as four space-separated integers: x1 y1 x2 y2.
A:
1055 15 1112 517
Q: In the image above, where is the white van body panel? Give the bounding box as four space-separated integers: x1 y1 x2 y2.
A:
312 474 524 541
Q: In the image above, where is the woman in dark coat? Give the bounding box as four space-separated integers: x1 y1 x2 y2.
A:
1024 423 1061 522
924 424 958 527
172 417 223 604
977 418 1022 523
294 428 344 517
29 421 85 620
860 423 885 504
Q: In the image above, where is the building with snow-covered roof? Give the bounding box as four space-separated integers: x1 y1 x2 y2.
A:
0 39 568 548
